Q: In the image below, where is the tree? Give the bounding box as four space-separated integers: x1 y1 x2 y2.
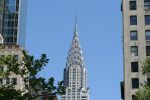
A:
136 57 150 100
136 86 150 100
0 54 65 100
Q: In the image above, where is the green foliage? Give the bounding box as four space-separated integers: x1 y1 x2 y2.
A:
142 57 150 77
57 81 66 95
136 86 150 100
0 86 24 100
136 58 150 99
0 54 65 100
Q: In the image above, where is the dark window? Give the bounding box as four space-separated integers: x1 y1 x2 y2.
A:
146 30 150 40
0 78 3 85
14 55 18 61
131 62 139 72
131 46 138 56
145 15 150 25
144 1 150 10
6 78 10 84
130 31 138 40
146 46 150 56
132 95 138 100
132 78 139 89
130 16 137 25
147 78 150 86
130 1 136 10
0 67 3 72
11 78 17 85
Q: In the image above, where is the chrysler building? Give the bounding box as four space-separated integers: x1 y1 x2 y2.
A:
61 22 90 100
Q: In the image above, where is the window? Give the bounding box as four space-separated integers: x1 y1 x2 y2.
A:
11 78 17 85
131 46 138 56
0 67 3 72
146 30 150 40
130 1 136 10
0 78 3 85
144 0 150 10
146 46 150 56
132 78 139 89
130 16 137 25
130 31 138 40
131 62 138 72
5 0 17 12
14 55 18 61
145 15 150 25
132 95 138 100
147 78 150 86
6 78 10 84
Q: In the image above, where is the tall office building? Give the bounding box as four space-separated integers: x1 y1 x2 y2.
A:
0 0 27 48
61 23 90 100
121 0 150 100
0 0 27 95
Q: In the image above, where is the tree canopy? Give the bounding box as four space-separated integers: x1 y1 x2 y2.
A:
136 57 150 100
0 54 65 100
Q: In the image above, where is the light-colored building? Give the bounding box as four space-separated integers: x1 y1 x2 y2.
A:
61 23 89 100
121 0 150 100
0 0 27 96
0 45 26 91
0 0 27 49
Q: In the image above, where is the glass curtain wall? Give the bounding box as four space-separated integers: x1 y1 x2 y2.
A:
2 0 19 44
0 0 4 33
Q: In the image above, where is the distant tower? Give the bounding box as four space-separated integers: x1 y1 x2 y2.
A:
0 0 27 48
61 22 90 100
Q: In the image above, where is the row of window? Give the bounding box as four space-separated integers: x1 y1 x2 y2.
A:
0 78 17 85
130 30 150 40
130 15 150 25
62 97 87 100
129 1 150 10
130 46 150 56
0 55 18 62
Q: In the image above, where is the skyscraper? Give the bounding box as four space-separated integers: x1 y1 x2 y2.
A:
121 0 150 100
0 0 27 48
61 23 89 100
0 0 27 95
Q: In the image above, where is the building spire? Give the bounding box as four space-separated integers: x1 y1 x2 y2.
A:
74 11 78 38
61 17 89 100
66 15 85 68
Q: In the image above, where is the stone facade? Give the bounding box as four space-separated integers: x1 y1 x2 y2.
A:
121 0 150 100
0 45 26 91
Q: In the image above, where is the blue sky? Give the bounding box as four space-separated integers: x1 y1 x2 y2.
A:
26 0 123 100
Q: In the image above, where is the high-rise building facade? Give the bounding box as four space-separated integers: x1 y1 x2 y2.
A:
61 24 90 100
0 0 27 95
0 45 27 91
0 0 27 48
121 0 150 100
